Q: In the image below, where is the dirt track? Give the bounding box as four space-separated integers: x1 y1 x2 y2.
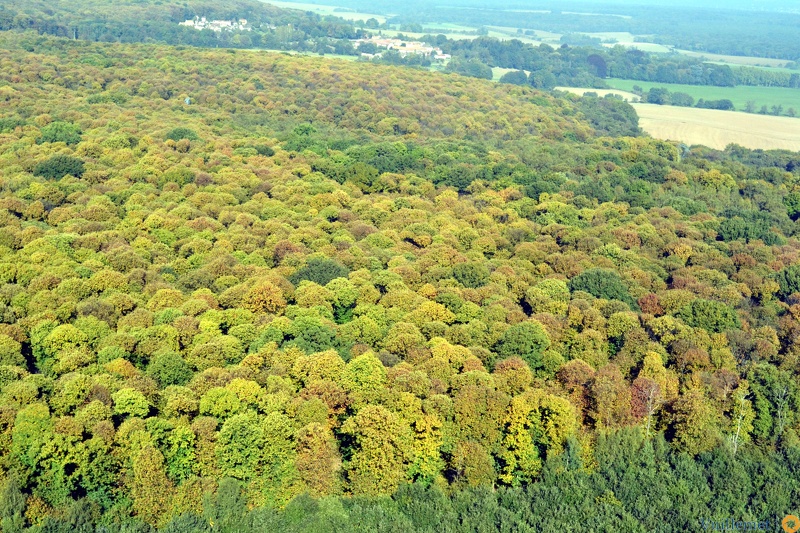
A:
631 104 800 151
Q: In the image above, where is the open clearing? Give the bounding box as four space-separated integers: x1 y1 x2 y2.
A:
630 104 800 151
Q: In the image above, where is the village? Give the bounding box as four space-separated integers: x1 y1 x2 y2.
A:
352 35 451 60
179 17 252 32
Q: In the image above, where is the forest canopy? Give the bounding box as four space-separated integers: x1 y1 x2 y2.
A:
0 30 799 530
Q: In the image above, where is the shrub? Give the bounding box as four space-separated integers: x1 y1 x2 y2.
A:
33 155 85 180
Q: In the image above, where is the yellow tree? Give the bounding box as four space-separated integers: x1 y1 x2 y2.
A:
295 422 342 496
130 445 175 527
340 405 412 496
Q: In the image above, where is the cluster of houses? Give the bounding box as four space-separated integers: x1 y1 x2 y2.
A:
179 17 252 32
353 36 451 60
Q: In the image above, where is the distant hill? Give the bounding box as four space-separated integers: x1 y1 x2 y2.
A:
0 0 361 48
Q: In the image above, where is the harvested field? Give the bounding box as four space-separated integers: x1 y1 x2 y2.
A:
630 104 800 151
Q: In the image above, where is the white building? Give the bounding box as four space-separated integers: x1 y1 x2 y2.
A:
179 17 251 32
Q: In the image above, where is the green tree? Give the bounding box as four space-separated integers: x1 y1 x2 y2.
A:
569 269 637 309
112 388 150 418
499 70 528 85
146 352 193 387
289 258 349 286
676 299 740 333
131 445 174 527
784 192 800 220
452 262 490 289
37 121 82 145
33 155 85 180
341 352 386 406
203 477 247 531
199 387 243 419
217 412 264 481
11 403 53 487
775 264 800 300
0 477 25 532
495 321 550 371
668 388 719 455
164 127 199 141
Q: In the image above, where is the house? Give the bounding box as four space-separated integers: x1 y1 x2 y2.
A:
353 36 445 58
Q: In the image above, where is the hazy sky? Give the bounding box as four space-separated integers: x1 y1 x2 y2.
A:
448 0 800 10
327 0 800 13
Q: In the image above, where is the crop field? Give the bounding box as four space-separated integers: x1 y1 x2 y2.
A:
630 104 800 151
675 50 793 67
606 78 800 114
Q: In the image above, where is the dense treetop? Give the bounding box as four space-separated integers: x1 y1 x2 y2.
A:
0 32 799 530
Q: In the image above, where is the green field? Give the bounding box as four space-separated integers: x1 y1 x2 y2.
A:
606 78 800 114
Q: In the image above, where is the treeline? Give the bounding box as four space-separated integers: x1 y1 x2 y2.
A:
639 87 735 111
426 36 800 89
1 32 800 529
4 430 800 531
634 86 797 117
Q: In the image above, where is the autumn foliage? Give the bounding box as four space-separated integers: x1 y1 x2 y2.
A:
0 31 799 529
